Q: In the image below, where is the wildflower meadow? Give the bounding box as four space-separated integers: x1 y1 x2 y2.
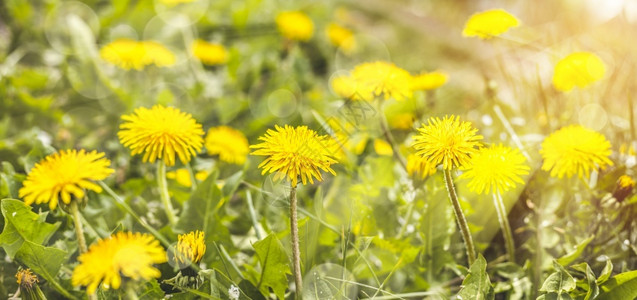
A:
2 1 637 299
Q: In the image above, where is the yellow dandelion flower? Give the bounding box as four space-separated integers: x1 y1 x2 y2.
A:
462 9 520 39
351 61 413 101
389 113 415 130
406 154 437 179
276 11 314 41
158 0 196 6
174 230 206 268
18 149 114 210
412 115 483 170
72 232 167 294
191 39 228 66
330 75 374 101
205 126 249 164
251 125 337 186
166 168 192 187
410 71 448 91
552 52 606 92
613 175 635 202
326 23 355 53
540 125 613 179
373 138 393 156
100 39 175 70
459 144 529 194
118 105 204 167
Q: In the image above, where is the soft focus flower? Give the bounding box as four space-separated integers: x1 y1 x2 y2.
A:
390 113 416 130
459 144 529 194
326 23 355 52
406 154 437 179
72 232 167 294
410 71 448 91
552 52 606 91
19 149 114 210
540 125 613 178
613 175 635 202
166 169 209 187
412 115 483 170
330 75 373 101
158 0 195 6
351 61 413 101
100 39 176 70
373 138 393 156
251 125 337 186
118 105 204 167
276 11 314 41
462 9 520 39
205 126 250 164
191 40 228 65
174 230 206 268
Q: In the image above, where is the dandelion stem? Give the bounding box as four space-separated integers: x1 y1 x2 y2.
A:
157 161 177 225
443 169 476 266
70 201 88 254
289 185 303 298
377 102 408 171
125 284 139 300
493 192 516 262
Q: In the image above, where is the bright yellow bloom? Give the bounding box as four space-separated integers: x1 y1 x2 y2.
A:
390 113 415 130
174 230 206 268
552 52 606 92
100 39 176 70
158 0 195 6
72 232 167 294
459 144 529 194
326 23 355 53
330 75 373 101
462 9 519 39
410 71 448 91
118 105 204 167
166 169 209 187
205 126 249 164
191 40 228 66
412 115 483 170
351 61 413 101
406 154 437 179
373 138 393 156
540 125 613 178
276 11 314 41
251 125 337 186
19 149 114 210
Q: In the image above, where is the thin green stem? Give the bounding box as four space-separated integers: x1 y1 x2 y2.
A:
246 191 263 240
377 102 408 171
443 169 476 266
493 192 516 262
125 284 139 300
289 185 303 299
157 161 177 225
70 201 88 254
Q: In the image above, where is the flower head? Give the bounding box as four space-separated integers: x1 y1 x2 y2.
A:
100 39 175 70
351 61 413 101
410 71 448 91
330 75 373 101
205 126 249 164
118 105 204 166
191 40 228 66
406 154 437 179
462 9 519 39
412 115 483 170
72 232 167 294
552 52 606 92
174 230 206 268
158 0 196 6
19 149 114 210
166 169 209 187
613 175 635 202
15 269 45 300
326 23 355 53
459 144 529 194
251 125 337 186
540 125 613 179
276 11 314 41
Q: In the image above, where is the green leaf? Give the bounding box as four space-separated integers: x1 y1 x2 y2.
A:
221 171 244 199
139 280 165 300
596 258 613 285
457 255 494 300
15 240 73 299
556 236 594 266
569 263 598 300
597 270 637 300
540 261 576 294
253 234 291 300
0 199 60 258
